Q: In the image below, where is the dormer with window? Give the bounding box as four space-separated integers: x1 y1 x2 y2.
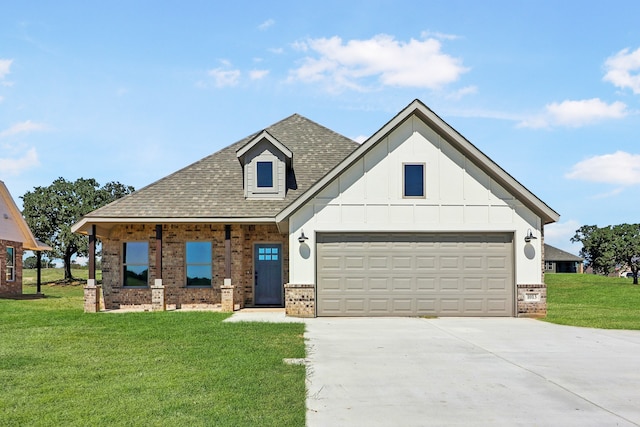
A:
236 130 293 200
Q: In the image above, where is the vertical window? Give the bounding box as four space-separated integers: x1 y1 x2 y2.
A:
186 242 212 287
404 163 425 197
123 242 149 287
256 161 274 188
6 246 15 282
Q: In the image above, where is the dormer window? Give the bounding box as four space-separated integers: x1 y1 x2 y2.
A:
256 161 274 188
236 130 293 200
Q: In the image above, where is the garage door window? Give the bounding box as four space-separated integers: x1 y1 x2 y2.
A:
403 163 425 197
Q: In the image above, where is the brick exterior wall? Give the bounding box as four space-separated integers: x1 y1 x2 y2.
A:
517 284 547 317
0 239 23 296
99 223 288 310
284 283 315 317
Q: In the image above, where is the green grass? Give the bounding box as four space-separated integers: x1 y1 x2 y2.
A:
22 268 102 287
0 284 306 426
545 273 640 330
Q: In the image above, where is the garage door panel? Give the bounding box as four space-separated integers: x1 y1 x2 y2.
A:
416 277 437 290
392 256 412 269
369 256 389 269
317 233 513 317
391 277 412 290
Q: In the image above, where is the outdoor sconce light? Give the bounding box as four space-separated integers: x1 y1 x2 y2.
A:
298 230 309 243
524 229 537 243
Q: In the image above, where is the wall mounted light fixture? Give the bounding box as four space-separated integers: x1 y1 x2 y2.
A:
524 229 537 243
298 230 309 243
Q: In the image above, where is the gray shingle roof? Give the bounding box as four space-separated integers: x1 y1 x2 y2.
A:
544 244 583 262
85 114 359 219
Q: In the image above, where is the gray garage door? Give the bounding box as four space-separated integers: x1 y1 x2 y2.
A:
316 233 514 317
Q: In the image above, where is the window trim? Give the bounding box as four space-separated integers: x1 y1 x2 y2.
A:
403 162 426 198
122 241 149 288
185 241 213 288
254 159 277 194
6 246 15 282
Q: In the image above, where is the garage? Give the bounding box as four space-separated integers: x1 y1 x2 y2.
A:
316 232 514 317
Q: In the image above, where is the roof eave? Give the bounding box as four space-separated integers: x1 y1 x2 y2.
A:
72 216 279 235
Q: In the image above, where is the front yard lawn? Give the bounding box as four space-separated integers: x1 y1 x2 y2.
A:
545 273 640 330
0 284 306 426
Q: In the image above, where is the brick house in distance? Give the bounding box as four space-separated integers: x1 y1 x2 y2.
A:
0 181 51 296
73 100 559 317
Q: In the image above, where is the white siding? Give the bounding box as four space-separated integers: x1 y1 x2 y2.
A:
0 196 26 243
289 116 543 287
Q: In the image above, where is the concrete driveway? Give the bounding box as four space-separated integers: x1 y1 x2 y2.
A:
305 317 640 427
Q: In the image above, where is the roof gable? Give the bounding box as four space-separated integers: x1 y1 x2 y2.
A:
0 181 51 251
276 99 559 225
236 130 293 162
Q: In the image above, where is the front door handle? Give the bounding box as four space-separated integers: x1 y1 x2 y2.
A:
255 271 258 286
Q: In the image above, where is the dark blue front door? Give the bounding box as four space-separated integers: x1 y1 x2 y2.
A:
254 244 283 305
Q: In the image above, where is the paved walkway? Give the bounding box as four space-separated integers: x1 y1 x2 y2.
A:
225 312 640 426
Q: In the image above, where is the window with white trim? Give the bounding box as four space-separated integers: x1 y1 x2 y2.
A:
6 246 15 282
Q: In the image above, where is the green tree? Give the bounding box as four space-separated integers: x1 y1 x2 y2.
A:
571 225 616 275
23 256 37 269
611 223 640 285
21 177 134 281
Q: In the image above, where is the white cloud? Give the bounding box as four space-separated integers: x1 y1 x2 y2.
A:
446 85 477 100
566 151 640 185
0 147 39 175
544 220 583 255
0 120 49 138
258 19 275 31
208 67 241 88
518 98 628 128
249 69 269 80
420 30 461 41
352 135 368 143
603 47 640 94
288 34 468 92
0 58 12 79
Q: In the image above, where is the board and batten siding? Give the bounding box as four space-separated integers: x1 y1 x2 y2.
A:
289 115 543 286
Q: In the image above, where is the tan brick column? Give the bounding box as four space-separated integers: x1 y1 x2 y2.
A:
221 282 235 312
84 279 101 313
151 280 166 311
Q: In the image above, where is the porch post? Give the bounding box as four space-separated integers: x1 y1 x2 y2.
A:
152 224 165 311
221 224 235 312
36 251 42 295
88 225 96 281
84 224 100 312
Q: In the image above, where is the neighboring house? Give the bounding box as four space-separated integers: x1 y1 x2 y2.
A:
72 100 559 317
0 181 51 296
544 244 584 273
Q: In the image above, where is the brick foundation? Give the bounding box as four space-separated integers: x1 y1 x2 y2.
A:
99 223 288 310
285 283 315 317
517 284 547 317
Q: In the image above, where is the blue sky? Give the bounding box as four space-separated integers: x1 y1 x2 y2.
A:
2 1 640 255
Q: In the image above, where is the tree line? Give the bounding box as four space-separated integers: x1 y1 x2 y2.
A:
21 177 134 281
571 224 640 284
